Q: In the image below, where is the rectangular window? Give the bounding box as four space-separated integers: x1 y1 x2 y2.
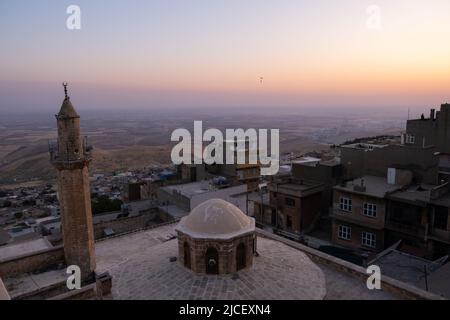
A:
286 216 293 229
285 197 295 207
338 225 352 240
361 232 376 248
406 134 415 144
363 203 377 218
339 197 352 212
434 206 449 230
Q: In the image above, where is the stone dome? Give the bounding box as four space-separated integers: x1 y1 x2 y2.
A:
176 199 255 239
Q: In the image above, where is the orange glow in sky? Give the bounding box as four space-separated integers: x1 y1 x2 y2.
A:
1 0 449 110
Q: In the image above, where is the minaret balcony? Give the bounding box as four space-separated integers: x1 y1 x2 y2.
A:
48 140 93 169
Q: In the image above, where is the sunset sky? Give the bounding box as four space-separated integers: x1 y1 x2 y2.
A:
1 0 450 112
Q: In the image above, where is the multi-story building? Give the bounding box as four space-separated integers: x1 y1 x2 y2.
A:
331 174 407 253
340 142 439 185
405 103 450 181
292 158 343 215
176 138 261 191
406 103 450 153
253 177 324 240
385 183 450 259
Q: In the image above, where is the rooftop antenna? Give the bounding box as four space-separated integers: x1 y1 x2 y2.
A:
62 82 69 99
260 77 263 84
407 107 410 120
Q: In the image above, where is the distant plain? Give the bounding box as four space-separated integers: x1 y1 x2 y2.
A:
0 106 407 186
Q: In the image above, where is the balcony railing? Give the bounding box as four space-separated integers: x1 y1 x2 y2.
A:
430 228 450 243
48 137 92 163
385 220 427 238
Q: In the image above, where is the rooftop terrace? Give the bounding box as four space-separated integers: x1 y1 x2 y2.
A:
334 176 402 199
94 223 396 300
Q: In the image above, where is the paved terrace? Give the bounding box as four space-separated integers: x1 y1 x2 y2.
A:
95 224 396 300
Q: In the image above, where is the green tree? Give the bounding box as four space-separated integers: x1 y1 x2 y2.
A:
91 195 123 215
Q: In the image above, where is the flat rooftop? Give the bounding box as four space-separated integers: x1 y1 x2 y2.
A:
369 248 446 286
4 269 67 299
388 184 435 204
94 223 396 300
161 180 243 198
416 262 450 299
292 157 321 165
0 238 53 261
334 176 402 198
341 143 388 151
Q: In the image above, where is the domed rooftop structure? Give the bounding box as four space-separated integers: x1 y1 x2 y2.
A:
176 199 256 274
176 199 255 239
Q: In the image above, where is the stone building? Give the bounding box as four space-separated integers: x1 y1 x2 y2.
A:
49 83 96 280
175 199 256 274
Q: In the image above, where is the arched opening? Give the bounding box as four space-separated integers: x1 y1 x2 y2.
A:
184 242 191 269
236 243 246 271
205 247 219 274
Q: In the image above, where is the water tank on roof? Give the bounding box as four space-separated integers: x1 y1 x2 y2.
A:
387 168 396 185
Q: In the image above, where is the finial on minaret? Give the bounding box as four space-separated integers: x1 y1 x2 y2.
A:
62 82 69 99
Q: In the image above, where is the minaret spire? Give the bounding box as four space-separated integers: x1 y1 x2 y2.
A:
62 82 69 100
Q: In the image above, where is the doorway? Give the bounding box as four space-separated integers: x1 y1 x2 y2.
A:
236 243 246 271
184 242 191 269
205 247 219 274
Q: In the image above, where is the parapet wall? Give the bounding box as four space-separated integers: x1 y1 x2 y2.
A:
0 246 65 278
94 210 161 239
0 277 10 300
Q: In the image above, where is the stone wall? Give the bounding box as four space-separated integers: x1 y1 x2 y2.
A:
94 210 160 239
177 231 256 274
49 272 112 300
0 246 64 278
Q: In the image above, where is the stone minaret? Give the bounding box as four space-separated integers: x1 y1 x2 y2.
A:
50 83 95 280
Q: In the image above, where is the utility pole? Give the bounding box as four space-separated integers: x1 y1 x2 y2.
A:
424 265 429 291
246 191 249 216
259 186 264 223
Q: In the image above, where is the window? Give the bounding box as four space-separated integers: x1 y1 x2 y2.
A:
362 232 376 248
406 134 415 144
434 206 449 230
340 197 352 212
286 216 293 229
285 197 295 207
338 225 352 240
363 203 377 218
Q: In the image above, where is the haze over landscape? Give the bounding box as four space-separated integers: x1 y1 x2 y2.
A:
1 0 450 112
0 0 449 185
